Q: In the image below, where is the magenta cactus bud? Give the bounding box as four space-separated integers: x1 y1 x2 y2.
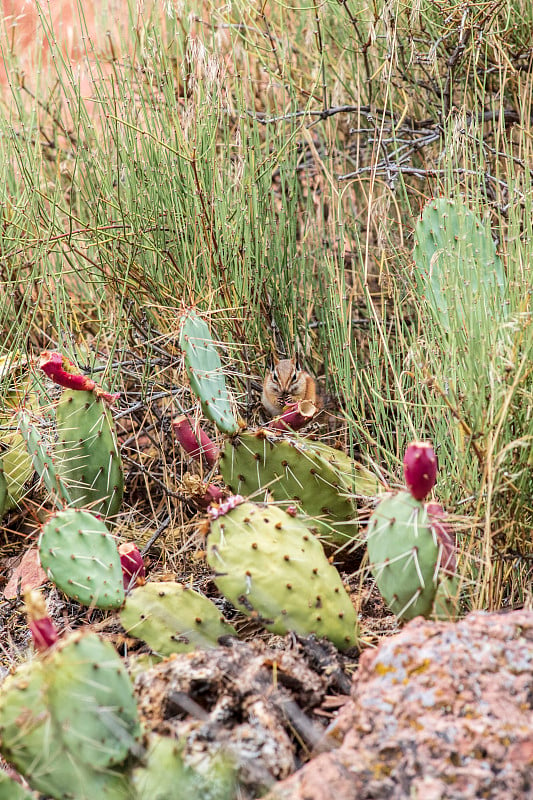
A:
39 351 119 403
118 542 146 589
403 440 437 500
426 502 457 575
194 482 226 510
267 399 317 432
172 414 220 467
24 590 59 652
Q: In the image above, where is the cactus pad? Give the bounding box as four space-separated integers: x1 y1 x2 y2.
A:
179 309 238 435
0 632 137 799
412 197 506 332
120 581 237 655
39 508 125 609
207 501 359 650
367 490 440 620
220 431 379 545
55 389 124 518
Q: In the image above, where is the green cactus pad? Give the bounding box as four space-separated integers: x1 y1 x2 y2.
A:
0 770 35 799
179 309 238 435
1 432 33 511
17 409 73 508
39 509 125 609
120 581 237 656
207 501 359 650
0 633 136 799
131 734 236 800
46 634 141 769
55 389 124 518
219 431 379 545
367 491 440 620
412 197 506 332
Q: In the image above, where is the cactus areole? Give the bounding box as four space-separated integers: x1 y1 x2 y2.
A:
403 441 437 501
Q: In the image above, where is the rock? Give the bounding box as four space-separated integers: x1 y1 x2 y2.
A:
267 610 533 800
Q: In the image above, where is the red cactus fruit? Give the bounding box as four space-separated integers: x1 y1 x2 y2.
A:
403 440 437 500
172 414 220 467
267 399 317 432
24 590 59 652
39 351 119 403
118 542 146 589
426 502 457 576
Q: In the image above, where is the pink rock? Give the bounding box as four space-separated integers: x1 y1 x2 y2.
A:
266 610 533 800
4 546 48 599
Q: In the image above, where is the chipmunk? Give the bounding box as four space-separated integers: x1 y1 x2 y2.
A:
261 356 317 417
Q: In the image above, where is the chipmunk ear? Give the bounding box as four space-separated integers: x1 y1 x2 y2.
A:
293 354 301 371
272 353 280 366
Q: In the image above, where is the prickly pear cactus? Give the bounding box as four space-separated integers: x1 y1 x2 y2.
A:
131 734 236 800
17 409 73 508
55 389 124 518
0 770 35 799
207 500 359 650
39 508 125 609
120 581 237 655
0 632 138 799
412 197 506 332
219 430 380 545
179 309 238 435
1 431 33 510
367 490 440 620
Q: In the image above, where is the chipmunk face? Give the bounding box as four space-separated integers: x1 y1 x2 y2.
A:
261 357 316 417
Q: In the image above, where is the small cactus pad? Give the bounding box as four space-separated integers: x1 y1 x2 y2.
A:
220 431 380 545
367 491 440 620
179 309 238 435
207 501 359 650
120 581 237 655
17 409 73 507
412 197 506 332
55 389 124 518
403 440 437 501
39 508 125 609
0 632 137 799
0 432 33 510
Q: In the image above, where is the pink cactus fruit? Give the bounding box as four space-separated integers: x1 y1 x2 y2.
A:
267 399 317 432
207 494 244 520
172 414 220 467
118 542 146 589
24 589 59 652
426 502 457 576
39 351 120 403
403 440 438 500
